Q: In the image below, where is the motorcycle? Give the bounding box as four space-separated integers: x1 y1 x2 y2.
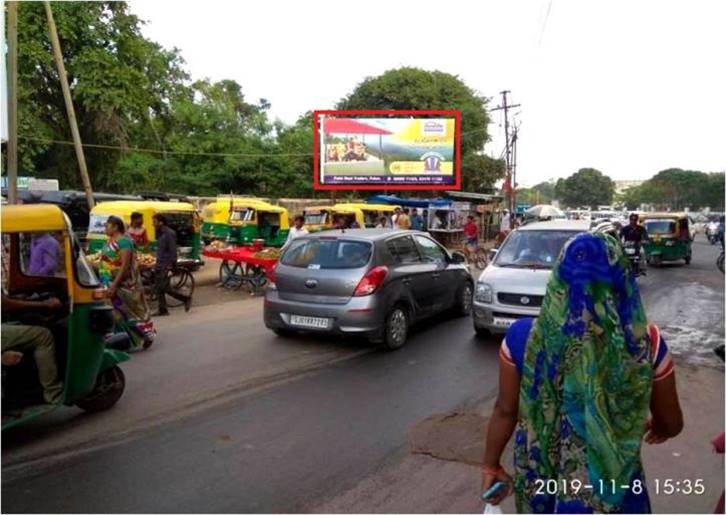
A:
706 223 720 245
623 241 645 276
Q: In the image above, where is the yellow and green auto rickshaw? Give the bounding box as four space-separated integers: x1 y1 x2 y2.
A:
227 200 290 247
87 201 203 266
641 212 693 266
333 203 401 228
1 204 129 430
201 197 261 243
303 205 335 232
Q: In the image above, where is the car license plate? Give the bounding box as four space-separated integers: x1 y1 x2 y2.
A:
290 315 330 329
493 317 516 329
625 248 636 255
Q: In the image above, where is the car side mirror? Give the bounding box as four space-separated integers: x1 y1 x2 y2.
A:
450 251 466 264
488 248 498 262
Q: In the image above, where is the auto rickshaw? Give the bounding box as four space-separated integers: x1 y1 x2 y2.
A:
87 201 203 266
201 197 260 243
1 204 129 430
641 212 693 266
333 203 400 228
227 200 290 247
303 205 335 232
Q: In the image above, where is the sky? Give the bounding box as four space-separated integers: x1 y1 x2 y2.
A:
129 0 726 186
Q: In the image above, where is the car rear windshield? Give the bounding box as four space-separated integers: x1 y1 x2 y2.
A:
645 220 676 235
495 230 580 269
281 239 372 269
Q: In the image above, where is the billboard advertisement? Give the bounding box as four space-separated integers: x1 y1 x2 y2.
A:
313 110 461 191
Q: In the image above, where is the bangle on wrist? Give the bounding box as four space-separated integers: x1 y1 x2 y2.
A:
482 464 504 476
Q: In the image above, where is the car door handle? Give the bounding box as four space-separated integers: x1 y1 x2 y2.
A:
431 272 441 279
402 277 412 284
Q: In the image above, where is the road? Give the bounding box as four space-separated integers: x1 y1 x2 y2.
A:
2 239 724 513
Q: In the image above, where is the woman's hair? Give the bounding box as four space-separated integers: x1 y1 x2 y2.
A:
106 215 125 234
153 213 167 225
130 212 143 221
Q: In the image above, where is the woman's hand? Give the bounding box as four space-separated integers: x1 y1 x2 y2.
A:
481 465 513 506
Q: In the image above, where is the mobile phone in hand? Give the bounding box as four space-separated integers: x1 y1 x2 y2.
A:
482 481 507 501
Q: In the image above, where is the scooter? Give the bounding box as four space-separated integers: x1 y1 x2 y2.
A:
623 241 645 276
706 224 720 245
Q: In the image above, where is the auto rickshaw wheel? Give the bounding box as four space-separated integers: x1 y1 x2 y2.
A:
75 366 125 413
685 254 691 265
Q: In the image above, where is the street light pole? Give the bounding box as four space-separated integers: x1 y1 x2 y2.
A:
6 1 18 204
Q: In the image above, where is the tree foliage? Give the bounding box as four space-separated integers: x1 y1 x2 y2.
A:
516 181 556 205
555 168 615 209
621 169 724 211
6 5 504 197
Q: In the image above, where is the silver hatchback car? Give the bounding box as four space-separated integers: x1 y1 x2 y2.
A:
264 229 474 350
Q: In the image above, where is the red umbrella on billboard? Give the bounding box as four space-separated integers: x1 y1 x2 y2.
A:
322 118 392 161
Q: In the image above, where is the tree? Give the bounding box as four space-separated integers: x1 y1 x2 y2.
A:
555 168 614 209
620 169 724 211
337 67 503 193
517 180 557 205
11 2 189 190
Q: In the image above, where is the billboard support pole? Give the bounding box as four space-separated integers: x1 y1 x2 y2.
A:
6 2 18 204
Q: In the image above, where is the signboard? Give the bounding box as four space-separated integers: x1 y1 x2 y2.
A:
1 176 60 191
313 110 461 191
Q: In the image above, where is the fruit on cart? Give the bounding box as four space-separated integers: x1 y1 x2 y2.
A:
86 252 101 267
136 253 157 268
253 248 281 259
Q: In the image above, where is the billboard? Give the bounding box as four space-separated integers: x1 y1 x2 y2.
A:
313 110 461 191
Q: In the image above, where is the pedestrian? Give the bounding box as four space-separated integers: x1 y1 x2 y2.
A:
152 213 191 316
481 232 683 513
284 215 309 248
98 216 155 347
397 208 411 230
391 207 402 228
375 216 389 229
410 208 424 231
127 212 150 252
28 232 61 277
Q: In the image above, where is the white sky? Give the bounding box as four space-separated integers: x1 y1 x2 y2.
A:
130 0 726 186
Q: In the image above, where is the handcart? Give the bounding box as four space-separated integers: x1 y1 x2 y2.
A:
202 245 278 295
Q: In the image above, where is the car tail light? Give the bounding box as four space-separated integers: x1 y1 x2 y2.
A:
267 264 277 290
353 266 388 296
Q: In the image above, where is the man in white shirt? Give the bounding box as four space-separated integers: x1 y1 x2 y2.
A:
391 207 402 229
284 215 309 248
500 210 511 232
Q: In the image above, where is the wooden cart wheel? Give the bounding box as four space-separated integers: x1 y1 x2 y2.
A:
219 260 244 290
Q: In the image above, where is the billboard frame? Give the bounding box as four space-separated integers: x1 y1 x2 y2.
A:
313 109 461 191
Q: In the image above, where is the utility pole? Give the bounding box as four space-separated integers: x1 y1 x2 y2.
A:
44 1 94 209
491 90 520 228
6 2 18 204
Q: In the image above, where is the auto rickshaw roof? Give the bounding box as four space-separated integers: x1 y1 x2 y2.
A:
640 212 689 220
334 203 400 212
91 200 196 215
303 205 333 212
231 200 288 213
1 204 68 232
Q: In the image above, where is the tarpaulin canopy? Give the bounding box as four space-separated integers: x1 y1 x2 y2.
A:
323 118 392 135
366 195 451 208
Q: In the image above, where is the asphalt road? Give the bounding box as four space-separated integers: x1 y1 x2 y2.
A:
2 238 723 513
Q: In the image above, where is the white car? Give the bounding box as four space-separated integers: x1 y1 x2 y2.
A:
473 220 591 337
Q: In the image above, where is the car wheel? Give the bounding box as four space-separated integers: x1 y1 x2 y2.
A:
454 282 473 317
474 326 491 339
383 306 409 351
272 328 296 338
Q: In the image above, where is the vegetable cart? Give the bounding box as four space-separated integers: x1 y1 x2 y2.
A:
202 245 279 295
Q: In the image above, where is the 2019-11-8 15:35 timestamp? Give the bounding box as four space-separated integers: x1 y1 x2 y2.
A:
534 479 706 496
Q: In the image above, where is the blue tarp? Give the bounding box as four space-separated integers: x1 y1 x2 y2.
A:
366 194 451 208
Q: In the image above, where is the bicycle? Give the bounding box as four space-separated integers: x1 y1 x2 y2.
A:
141 265 195 308
457 239 489 270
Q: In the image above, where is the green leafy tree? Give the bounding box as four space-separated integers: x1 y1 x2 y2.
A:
337 67 503 193
556 168 615 209
12 1 188 190
517 180 557 205
621 169 724 210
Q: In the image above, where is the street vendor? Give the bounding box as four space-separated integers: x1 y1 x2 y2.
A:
128 212 149 252
152 214 191 316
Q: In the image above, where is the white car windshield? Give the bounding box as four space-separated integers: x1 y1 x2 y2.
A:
495 230 581 269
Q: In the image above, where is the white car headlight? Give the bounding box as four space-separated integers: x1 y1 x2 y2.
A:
475 283 494 303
